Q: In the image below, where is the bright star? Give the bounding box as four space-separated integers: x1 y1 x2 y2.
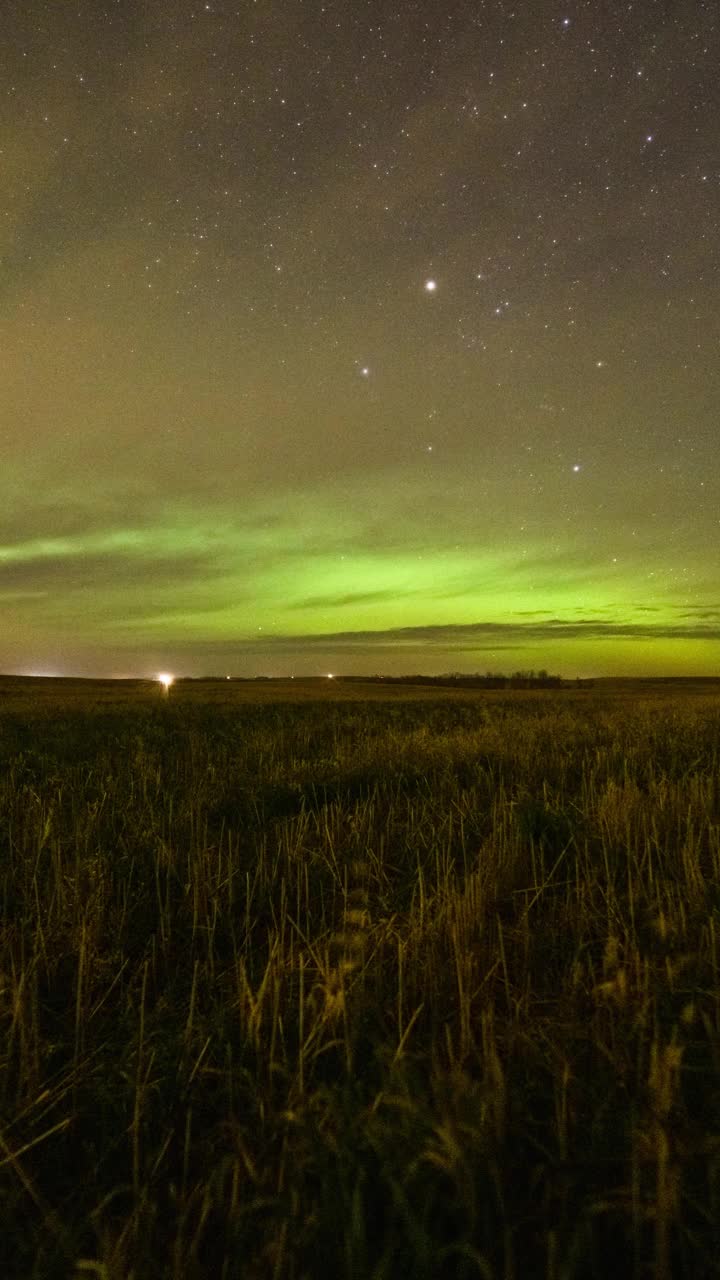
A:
424 279 437 292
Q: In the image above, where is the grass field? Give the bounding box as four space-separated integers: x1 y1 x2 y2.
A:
1 676 719 1278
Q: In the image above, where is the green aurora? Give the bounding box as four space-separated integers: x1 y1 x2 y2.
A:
4 473 718 677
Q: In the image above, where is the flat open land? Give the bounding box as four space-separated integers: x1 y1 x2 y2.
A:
1 677 719 1278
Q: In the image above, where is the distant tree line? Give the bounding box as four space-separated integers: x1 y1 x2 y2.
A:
342 670 591 689
182 672 598 689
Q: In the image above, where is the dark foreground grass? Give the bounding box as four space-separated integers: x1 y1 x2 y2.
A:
1 679 719 1278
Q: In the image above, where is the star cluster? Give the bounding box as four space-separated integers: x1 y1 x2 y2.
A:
1 0 718 676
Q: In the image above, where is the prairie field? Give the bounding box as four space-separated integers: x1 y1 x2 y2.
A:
1 676 719 1279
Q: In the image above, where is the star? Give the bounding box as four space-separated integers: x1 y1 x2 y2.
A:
424 279 437 292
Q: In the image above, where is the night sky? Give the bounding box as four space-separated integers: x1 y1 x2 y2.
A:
2 0 718 678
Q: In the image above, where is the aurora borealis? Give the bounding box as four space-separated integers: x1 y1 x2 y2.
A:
2 1 718 678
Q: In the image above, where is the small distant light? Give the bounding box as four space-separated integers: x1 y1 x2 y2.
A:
573 464 581 472
327 673 334 679
226 674 231 680
424 279 437 292
158 672 174 690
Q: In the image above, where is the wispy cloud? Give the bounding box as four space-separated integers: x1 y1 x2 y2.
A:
260 616 720 648
289 589 404 610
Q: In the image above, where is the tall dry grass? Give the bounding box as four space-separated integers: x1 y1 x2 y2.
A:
0 679 719 1277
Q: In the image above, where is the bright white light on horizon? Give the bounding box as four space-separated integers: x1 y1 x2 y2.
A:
327 673 334 679
158 672 174 689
